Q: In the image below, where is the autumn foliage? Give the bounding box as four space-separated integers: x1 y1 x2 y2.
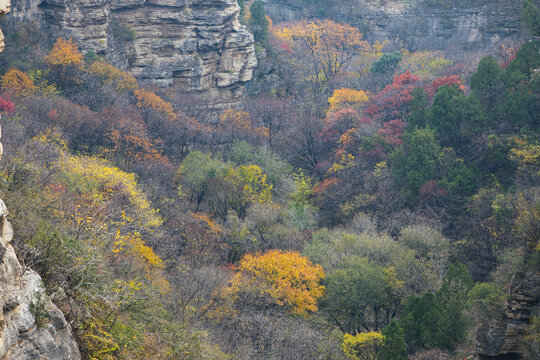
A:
342 332 384 360
101 106 162 165
88 61 138 92
328 88 370 112
424 75 465 98
0 94 15 112
2 13 540 360
274 19 369 92
1 68 36 96
229 250 325 315
58 152 162 228
134 88 175 118
216 109 269 145
45 38 83 67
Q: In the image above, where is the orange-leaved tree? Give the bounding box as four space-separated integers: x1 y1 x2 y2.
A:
228 250 325 315
216 109 269 147
273 19 369 96
101 106 162 165
134 88 175 119
45 38 84 86
1 68 36 96
45 38 83 67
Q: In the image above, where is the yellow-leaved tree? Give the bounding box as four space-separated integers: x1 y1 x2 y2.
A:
1 68 36 96
221 164 273 218
45 38 84 85
45 38 83 67
59 154 162 229
328 88 369 112
227 164 273 205
342 332 384 360
88 61 138 93
273 19 369 97
228 250 325 315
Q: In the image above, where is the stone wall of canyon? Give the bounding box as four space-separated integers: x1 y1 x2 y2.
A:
261 0 537 51
10 0 257 109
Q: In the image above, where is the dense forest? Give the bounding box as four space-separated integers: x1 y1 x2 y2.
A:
0 0 538 359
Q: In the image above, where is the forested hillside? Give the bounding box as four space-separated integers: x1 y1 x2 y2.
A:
0 0 538 359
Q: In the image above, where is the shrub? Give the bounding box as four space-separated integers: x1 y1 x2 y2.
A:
88 61 138 92
1 68 36 96
109 20 136 42
371 52 402 76
342 332 383 360
29 289 50 329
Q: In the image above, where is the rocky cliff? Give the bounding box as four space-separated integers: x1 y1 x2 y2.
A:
10 0 257 109
0 212 81 360
261 0 535 51
476 271 540 360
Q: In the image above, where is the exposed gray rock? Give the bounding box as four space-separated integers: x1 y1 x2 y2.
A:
10 0 257 109
0 209 81 360
476 272 540 360
260 0 536 51
0 0 9 53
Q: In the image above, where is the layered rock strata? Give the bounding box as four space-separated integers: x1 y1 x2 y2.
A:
10 0 257 108
476 272 540 360
260 0 534 51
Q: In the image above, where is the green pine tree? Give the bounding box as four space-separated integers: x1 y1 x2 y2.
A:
404 128 441 194
249 1 269 43
435 262 473 350
470 56 503 112
407 87 429 130
522 0 540 36
378 320 408 360
237 0 245 16
401 292 442 351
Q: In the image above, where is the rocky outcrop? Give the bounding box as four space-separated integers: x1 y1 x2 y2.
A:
476 271 540 360
260 0 535 51
10 0 257 109
0 0 9 53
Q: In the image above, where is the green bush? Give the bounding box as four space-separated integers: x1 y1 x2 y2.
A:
109 20 136 42
371 52 402 76
30 289 50 329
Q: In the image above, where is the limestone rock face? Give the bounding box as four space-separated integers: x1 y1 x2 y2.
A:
0 200 82 360
260 0 533 50
0 0 10 53
476 272 540 359
11 0 257 108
